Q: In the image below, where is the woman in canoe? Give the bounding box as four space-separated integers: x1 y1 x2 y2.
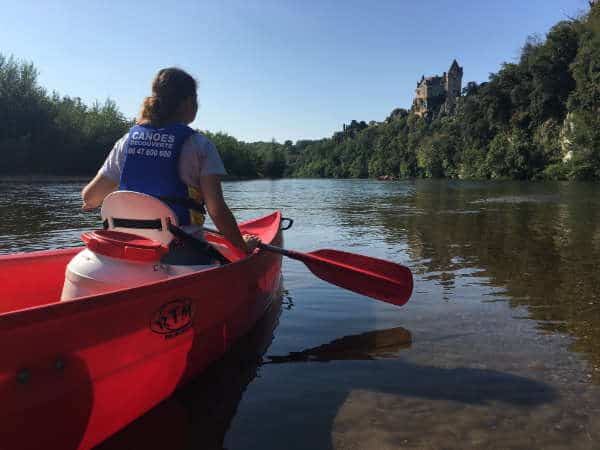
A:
81 67 259 261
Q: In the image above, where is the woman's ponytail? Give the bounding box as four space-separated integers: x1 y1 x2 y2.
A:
137 68 197 127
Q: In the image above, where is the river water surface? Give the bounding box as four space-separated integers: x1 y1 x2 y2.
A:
2 178 600 449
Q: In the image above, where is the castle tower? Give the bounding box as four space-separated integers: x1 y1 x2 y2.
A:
445 60 463 99
444 59 463 111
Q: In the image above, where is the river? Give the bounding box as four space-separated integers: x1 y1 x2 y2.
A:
2 178 600 449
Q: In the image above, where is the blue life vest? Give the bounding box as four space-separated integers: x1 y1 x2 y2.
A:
119 124 196 225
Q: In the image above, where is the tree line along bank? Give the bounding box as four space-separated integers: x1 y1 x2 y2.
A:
1 3 599 180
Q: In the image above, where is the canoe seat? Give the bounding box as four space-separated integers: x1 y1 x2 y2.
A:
101 191 177 246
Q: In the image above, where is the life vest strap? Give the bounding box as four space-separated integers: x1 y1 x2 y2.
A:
157 196 206 214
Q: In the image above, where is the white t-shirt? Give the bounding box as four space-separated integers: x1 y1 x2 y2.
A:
99 131 227 187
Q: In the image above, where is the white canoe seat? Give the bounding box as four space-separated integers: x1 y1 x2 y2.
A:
101 191 177 246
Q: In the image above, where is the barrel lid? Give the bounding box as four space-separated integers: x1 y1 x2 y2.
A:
81 230 168 262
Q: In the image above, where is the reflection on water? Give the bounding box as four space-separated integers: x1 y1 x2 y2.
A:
369 180 600 379
4 178 600 449
0 178 101 253
267 326 412 363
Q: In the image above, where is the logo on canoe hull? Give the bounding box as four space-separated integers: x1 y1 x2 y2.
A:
150 299 194 339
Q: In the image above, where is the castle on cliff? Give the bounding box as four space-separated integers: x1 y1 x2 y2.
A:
412 60 463 117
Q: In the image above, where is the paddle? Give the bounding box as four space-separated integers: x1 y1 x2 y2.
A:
201 227 413 307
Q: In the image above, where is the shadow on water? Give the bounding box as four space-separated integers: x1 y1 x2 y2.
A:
267 328 556 407
98 294 556 450
224 324 557 449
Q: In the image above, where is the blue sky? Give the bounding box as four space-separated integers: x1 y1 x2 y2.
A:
0 0 590 142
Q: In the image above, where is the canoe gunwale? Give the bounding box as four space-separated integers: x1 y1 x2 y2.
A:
0 210 282 325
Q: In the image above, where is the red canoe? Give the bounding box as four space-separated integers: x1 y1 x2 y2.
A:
0 211 284 450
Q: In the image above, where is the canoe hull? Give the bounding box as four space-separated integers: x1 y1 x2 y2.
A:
0 212 283 450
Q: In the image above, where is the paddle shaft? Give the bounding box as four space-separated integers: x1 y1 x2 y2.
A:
203 226 413 306
258 242 294 257
168 223 230 264
201 226 302 260
203 227 292 257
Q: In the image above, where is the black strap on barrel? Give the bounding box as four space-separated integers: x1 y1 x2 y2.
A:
103 218 164 230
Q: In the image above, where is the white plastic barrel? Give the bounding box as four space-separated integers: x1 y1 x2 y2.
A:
60 188 222 300
61 248 169 300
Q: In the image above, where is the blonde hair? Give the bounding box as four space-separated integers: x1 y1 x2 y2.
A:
137 68 197 127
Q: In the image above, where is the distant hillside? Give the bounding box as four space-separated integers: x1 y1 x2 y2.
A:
291 2 600 180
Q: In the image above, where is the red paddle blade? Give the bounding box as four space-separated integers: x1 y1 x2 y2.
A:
292 249 413 306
